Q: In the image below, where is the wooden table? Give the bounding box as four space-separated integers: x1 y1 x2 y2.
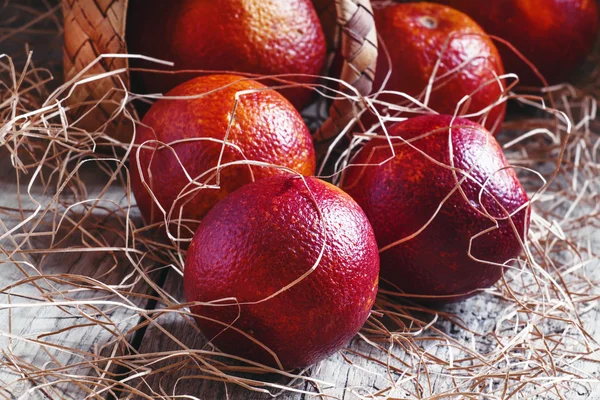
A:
1 151 598 400
1 1 600 399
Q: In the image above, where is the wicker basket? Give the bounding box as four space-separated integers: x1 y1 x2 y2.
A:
62 0 378 144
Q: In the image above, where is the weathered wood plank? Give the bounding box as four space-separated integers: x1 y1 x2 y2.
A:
128 265 600 399
0 151 155 399
1 1 599 399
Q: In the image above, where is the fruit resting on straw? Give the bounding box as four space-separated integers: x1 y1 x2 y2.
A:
184 175 380 369
342 115 530 302
369 2 506 135
130 74 316 237
437 0 599 85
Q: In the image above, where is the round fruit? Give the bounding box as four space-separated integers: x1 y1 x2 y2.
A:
369 3 506 135
184 175 380 369
130 74 316 235
438 0 599 85
127 0 327 110
341 115 529 302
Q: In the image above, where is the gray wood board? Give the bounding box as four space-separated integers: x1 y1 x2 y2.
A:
130 266 600 399
0 151 156 400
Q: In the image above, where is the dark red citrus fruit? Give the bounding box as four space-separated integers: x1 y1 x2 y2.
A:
130 74 316 236
438 0 599 85
184 175 380 369
127 0 327 110
341 115 529 302
367 3 506 135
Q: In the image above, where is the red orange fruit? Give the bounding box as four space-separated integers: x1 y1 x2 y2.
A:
127 0 327 109
341 115 529 301
438 0 599 85
130 74 315 236
369 3 506 135
184 175 380 369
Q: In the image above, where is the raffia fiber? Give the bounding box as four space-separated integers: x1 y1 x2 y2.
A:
1 1 599 399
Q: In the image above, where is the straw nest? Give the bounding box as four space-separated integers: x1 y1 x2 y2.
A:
1 1 599 399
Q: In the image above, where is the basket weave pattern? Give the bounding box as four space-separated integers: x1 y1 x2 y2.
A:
62 0 377 143
316 0 377 141
63 0 134 142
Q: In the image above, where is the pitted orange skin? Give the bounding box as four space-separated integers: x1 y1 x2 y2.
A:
341 115 529 302
127 0 327 110
439 0 599 85
369 3 506 135
130 74 315 234
184 175 380 369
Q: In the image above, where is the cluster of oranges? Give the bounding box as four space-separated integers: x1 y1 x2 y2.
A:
126 0 597 369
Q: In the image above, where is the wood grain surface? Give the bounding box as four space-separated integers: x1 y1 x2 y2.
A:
1 1 599 399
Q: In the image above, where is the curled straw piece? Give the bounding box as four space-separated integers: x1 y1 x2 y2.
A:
1 3 600 399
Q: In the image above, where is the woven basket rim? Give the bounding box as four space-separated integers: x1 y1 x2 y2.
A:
62 0 378 143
